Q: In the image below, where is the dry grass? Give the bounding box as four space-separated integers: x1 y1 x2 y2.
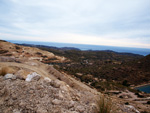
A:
0 67 9 76
0 66 15 76
98 94 116 113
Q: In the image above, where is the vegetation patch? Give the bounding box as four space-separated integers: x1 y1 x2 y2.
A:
98 94 116 113
0 67 9 76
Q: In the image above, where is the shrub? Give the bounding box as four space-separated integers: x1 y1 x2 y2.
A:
147 101 150 104
15 46 21 50
125 102 129 105
0 50 8 54
0 67 9 76
122 80 130 87
98 94 115 113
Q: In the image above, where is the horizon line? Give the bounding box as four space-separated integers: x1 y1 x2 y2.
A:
5 39 150 50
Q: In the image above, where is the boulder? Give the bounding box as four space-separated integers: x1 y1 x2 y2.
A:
4 74 16 80
25 72 41 82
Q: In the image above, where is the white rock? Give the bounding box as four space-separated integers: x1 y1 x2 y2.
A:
126 105 140 113
52 99 61 105
4 74 16 80
44 77 52 82
25 72 41 82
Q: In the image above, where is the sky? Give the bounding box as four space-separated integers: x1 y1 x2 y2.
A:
0 0 150 48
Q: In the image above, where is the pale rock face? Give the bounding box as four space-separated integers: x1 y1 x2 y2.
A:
4 74 16 80
25 72 41 82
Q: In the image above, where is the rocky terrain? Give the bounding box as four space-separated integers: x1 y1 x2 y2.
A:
0 40 149 113
0 40 100 113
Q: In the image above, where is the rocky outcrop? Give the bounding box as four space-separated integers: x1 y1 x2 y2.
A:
0 75 98 113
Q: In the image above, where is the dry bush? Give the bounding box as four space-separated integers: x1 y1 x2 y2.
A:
98 94 116 113
0 67 9 76
0 66 15 76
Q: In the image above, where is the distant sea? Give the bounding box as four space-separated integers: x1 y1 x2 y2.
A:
7 40 150 56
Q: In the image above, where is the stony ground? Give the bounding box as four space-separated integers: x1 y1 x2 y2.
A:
0 40 100 113
0 75 98 113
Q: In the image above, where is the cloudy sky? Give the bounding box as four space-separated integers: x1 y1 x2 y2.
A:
0 0 150 48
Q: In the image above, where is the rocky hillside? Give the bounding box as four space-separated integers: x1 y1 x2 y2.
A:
27 44 149 88
0 40 148 113
0 40 100 113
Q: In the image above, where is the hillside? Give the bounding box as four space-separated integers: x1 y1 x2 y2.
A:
21 44 148 87
0 40 150 113
34 44 149 86
0 40 100 113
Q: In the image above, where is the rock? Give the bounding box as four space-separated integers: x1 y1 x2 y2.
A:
51 80 61 88
28 89 34 94
25 72 41 82
4 74 16 80
44 77 52 82
43 77 52 86
32 75 40 81
13 109 21 113
58 90 64 99
76 106 85 113
0 87 7 97
52 99 62 105
71 111 79 113
68 101 75 108
60 85 69 92
126 105 140 113
19 100 26 107
15 70 29 80
37 108 48 113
